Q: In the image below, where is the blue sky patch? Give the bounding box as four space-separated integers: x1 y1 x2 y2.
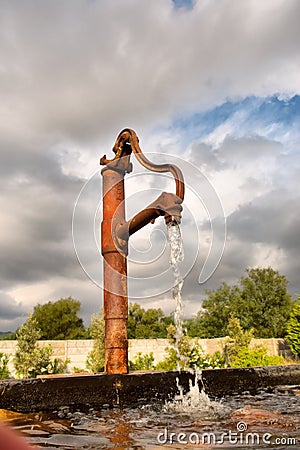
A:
167 95 300 150
172 0 194 9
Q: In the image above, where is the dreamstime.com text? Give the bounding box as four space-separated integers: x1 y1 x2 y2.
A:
157 422 297 446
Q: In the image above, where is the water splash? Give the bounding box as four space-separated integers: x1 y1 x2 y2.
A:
163 370 229 418
166 222 184 357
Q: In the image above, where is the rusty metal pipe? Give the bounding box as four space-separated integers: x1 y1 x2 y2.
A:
115 207 162 243
113 128 185 202
101 164 129 374
116 192 183 245
100 129 185 375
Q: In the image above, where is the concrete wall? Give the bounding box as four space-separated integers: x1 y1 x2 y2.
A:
0 338 294 376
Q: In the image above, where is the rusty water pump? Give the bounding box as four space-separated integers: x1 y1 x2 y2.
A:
100 129 185 374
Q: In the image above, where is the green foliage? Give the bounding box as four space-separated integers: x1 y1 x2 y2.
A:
48 357 70 375
154 352 177 371
224 317 285 368
0 352 10 379
129 352 156 370
23 346 69 378
156 336 226 371
14 315 69 378
31 297 86 340
14 315 42 378
186 283 241 338
158 318 285 371
129 318 285 371
239 268 293 337
286 300 300 357
190 268 293 338
120 267 293 341
228 346 285 368
86 312 105 373
127 303 173 339
0 332 15 340
224 317 254 366
73 367 89 373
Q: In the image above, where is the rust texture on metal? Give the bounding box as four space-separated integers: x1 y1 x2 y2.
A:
101 164 128 374
106 128 185 201
100 129 185 374
116 192 183 243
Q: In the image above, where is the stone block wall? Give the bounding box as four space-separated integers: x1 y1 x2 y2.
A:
0 337 295 376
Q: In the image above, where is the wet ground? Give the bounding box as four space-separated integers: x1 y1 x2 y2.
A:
1 385 300 449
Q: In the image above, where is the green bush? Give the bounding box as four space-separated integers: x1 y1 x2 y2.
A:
157 317 286 371
38 354 70 376
129 352 156 370
86 313 105 373
228 346 285 368
73 367 89 374
286 302 300 357
0 352 10 379
224 317 285 368
155 336 225 371
224 317 254 366
155 353 177 371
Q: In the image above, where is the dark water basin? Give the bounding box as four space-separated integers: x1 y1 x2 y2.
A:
1 366 300 449
2 385 300 449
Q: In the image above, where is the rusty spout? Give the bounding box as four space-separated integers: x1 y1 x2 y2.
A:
115 192 183 245
100 129 185 374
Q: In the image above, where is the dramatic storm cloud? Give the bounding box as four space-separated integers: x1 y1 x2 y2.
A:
0 0 299 329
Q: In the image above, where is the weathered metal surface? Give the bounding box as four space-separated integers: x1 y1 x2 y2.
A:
101 165 128 374
116 192 183 242
100 130 185 375
103 128 185 201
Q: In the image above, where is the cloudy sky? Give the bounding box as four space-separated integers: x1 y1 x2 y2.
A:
1 0 299 331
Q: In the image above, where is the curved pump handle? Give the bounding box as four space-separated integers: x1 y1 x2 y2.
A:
112 128 185 202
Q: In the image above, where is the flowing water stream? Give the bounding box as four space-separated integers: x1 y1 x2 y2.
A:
166 222 184 363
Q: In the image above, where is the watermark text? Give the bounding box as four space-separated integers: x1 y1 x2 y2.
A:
157 422 297 446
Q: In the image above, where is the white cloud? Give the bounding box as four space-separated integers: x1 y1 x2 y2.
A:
1 0 299 142
0 0 299 329
0 291 28 330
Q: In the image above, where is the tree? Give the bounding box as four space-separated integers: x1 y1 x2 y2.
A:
14 315 68 378
185 283 241 338
86 312 105 373
127 303 173 339
31 297 86 340
14 315 42 378
188 267 294 338
286 299 300 357
240 267 294 337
